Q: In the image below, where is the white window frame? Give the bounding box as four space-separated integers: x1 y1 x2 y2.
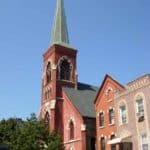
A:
108 108 115 125
140 133 148 150
119 105 127 125
99 112 105 128
136 99 145 122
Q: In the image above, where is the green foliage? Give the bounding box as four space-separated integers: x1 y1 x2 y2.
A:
0 114 64 150
47 133 64 150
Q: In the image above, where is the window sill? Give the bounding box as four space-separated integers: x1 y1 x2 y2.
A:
58 79 74 83
99 126 105 129
64 139 81 144
109 123 115 126
107 99 113 102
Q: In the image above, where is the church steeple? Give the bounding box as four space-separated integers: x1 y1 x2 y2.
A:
40 0 78 133
51 0 69 47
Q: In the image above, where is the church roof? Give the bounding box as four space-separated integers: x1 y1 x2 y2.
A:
51 0 69 47
63 82 99 118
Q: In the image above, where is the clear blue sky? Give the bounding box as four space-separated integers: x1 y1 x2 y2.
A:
0 0 149 120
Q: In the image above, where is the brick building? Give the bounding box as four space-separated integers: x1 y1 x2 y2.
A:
39 0 98 149
109 74 150 150
94 75 124 150
38 0 150 150
94 74 150 150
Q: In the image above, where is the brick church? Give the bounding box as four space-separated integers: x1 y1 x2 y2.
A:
39 0 98 149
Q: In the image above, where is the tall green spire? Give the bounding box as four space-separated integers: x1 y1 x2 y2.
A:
51 0 69 46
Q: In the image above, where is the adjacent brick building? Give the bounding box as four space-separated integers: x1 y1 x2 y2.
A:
94 75 124 150
110 74 150 150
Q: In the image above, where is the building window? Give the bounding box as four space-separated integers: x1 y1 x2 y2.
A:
100 137 105 150
109 109 115 124
141 134 148 150
60 59 71 80
44 112 50 129
99 112 104 127
119 106 127 124
69 121 74 140
46 62 51 83
110 135 116 150
136 99 144 122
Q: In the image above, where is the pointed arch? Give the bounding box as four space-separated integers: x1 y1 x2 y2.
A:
46 62 51 84
44 111 50 129
58 56 72 81
69 120 74 140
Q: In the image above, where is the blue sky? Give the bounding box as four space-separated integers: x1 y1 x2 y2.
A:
0 0 149 120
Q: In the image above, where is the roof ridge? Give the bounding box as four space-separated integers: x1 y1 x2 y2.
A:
78 82 99 88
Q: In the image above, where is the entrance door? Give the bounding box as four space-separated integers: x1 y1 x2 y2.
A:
119 143 132 150
90 137 96 150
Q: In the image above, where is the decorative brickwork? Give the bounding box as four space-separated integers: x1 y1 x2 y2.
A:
94 75 124 150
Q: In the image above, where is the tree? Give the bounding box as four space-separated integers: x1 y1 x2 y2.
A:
0 114 64 150
0 118 23 148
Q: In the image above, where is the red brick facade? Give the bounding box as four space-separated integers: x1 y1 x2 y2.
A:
94 75 124 150
62 91 86 149
39 44 95 150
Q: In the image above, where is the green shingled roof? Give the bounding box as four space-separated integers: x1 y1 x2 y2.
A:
63 82 99 118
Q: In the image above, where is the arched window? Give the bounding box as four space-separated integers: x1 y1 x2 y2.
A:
60 59 71 80
119 105 127 124
69 120 74 140
109 108 114 124
100 137 105 150
44 112 50 129
99 112 104 127
46 62 51 83
136 98 144 122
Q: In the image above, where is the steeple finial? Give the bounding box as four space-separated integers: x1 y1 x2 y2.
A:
51 0 69 46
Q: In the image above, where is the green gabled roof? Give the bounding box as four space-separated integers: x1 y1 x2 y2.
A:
63 82 99 118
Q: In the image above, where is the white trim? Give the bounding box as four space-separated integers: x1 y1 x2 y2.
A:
50 99 56 109
107 138 121 144
99 126 105 129
51 64 57 70
108 136 132 144
81 124 86 131
67 117 76 129
64 139 81 144
118 100 128 126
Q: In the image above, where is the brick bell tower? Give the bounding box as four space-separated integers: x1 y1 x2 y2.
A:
40 0 78 135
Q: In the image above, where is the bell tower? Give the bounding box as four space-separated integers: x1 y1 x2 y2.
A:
40 0 78 133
